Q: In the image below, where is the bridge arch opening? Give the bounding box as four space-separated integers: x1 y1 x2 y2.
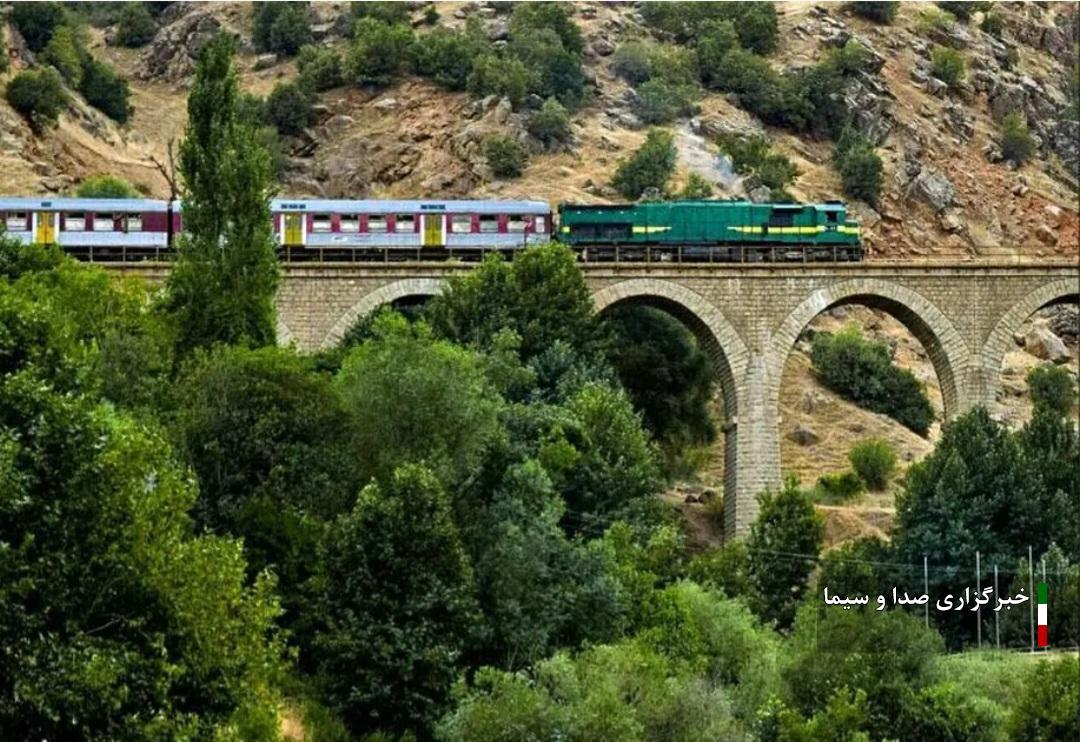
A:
767 281 972 494
983 279 1079 428
321 278 445 349
591 280 749 537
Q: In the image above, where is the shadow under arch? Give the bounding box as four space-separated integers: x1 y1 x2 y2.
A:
980 277 1080 404
591 279 750 528
766 279 973 422
321 277 445 349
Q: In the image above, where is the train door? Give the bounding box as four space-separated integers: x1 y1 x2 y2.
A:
34 211 56 244
283 213 304 246
422 214 443 247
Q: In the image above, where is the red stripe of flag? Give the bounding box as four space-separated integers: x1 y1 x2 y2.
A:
1038 625 1048 647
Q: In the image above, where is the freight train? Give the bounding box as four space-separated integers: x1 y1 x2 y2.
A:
0 196 862 262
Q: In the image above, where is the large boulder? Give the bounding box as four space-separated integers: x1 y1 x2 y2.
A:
138 10 224 80
1024 326 1071 363
909 168 955 212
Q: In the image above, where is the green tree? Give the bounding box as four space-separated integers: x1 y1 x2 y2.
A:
848 438 897 491
834 128 884 204
508 2 584 56
163 34 280 357
1028 364 1077 416
316 465 479 739
346 17 414 85
509 28 586 109
266 80 313 135
746 477 823 629
602 305 715 459
717 134 799 197
41 24 85 87
412 23 488 90
611 128 678 199
632 77 696 124
485 134 527 178
1006 657 1080 740
980 10 1005 37
467 53 531 108
613 41 655 85
11 1 68 52
78 56 132 123
850 1 898 23
5 68 69 129
931 46 967 89
526 96 572 145
74 174 140 198
297 44 344 91
335 312 503 487
1000 112 1037 164
253 1 312 56
680 172 714 198
696 20 740 88
116 2 157 47
350 1 412 25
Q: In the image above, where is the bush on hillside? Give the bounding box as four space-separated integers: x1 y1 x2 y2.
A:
612 40 654 85
717 134 799 197
526 97 572 145
41 25 85 87
266 81 313 136
696 20 740 87
849 438 897 491
680 172 714 199
11 1 68 52
930 46 966 89
611 128 677 199
632 77 696 124
936 1 977 21
811 326 935 435
411 24 487 91
346 18 414 85
849 2 898 24
509 29 586 109
1027 365 1077 416
484 135 526 178
253 1 312 56
815 470 865 503
467 53 530 108
980 11 1005 38
5 68 70 128
296 44 343 91
79 57 131 123
640 1 777 54
999 112 1037 165
116 2 158 48
350 1 412 26
75 175 140 198
834 128 883 205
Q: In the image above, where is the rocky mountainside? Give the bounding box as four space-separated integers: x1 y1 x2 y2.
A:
0 1 1078 260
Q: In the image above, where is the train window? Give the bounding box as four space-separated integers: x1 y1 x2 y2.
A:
368 215 387 233
94 213 116 231
479 215 499 233
7 212 27 230
312 214 332 232
340 215 359 232
126 214 142 232
826 211 838 223
508 216 526 232
535 216 547 233
768 212 794 228
65 213 87 231
395 214 415 232
451 215 473 232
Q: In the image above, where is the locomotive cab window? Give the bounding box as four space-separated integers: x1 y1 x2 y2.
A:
479 214 499 233
340 215 359 233
126 214 142 232
6 212 27 230
451 214 473 232
94 213 116 231
396 214 415 232
768 212 795 228
826 211 839 223
65 213 87 231
312 214 332 232
368 215 387 233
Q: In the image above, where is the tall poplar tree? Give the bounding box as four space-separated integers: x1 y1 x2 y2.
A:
164 34 279 357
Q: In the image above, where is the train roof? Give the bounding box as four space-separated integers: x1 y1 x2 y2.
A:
560 199 849 210
270 199 551 214
0 197 171 212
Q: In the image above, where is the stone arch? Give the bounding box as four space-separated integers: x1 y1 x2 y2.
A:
591 279 751 532
766 279 973 420
979 277 1080 404
322 277 445 349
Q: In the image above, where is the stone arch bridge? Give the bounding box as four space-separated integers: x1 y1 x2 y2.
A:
113 261 1079 537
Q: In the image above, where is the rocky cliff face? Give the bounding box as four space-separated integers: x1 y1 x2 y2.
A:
0 1 1077 260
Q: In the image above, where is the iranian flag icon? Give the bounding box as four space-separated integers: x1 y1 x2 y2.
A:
1037 582 1048 648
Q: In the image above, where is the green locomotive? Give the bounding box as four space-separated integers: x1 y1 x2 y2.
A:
557 200 862 261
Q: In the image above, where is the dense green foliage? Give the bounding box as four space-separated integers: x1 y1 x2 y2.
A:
1000 112 1037 165
980 10 1005 37
931 45 967 89
936 1 978 21
849 438 897 490
266 80 315 136
74 174 140 198
484 134 527 178
679 171 714 198
41 24 85 87
834 127 884 204
346 17 414 85
297 44 344 91
79 56 132 122
11 1 68 52
164 34 280 357
116 2 158 47
1028 364 1077 416
253 1 312 56
527 97 572 145
411 22 487 91
850 1 899 23
466 53 531 108
640 1 779 54
717 134 799 198
5 68 70 128
811 326 935 435
611 128 678 199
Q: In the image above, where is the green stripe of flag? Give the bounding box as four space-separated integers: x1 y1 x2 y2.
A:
1037 582 1047 604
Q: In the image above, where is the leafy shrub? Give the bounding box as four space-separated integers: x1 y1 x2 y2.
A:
508 2 583 55
612 40 654 85
467 53 530 108
510 29 586 109
687 541 752 599
485 134 526 178
1027 364 1077 415
936 1 977 21
116 2 157 47
827 38 875 75
680 172 714 198
980 11 1004 37
296 44 343 91
899 682 1004 741
931 46 967 89
811 326 934 435
350 1 411 26
75 174 139 198
253 1 312 56
717 134 798 197
696 20 740 87
41 25 85 87
11 1 68 52
733 1 780 55
611 128 677 199
412 24 487 91
1000 112 1037 164
5 68 70 128
79 57 132 123
834 128 883 204
526 97 571 144
815 470 865 503
850 1 898 23
423 5 440 25
346 18 414 85
918 5 956 33
266 81 313 136
1006 657 1080 740
641 1 778 54
849 438 897 490
632 77 696 124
